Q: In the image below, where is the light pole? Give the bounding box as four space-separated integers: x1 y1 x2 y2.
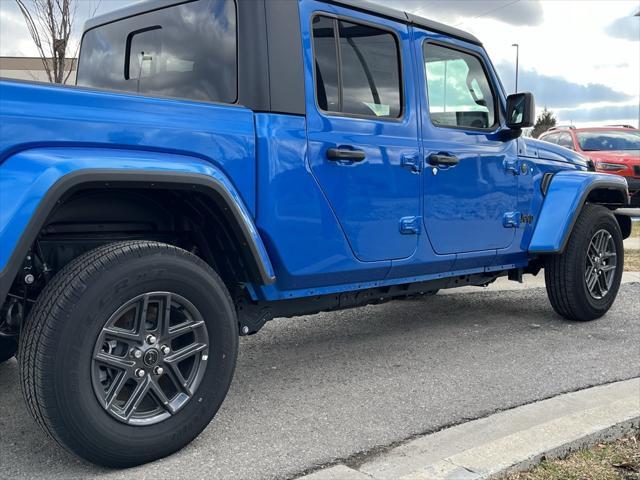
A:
512 43 519 93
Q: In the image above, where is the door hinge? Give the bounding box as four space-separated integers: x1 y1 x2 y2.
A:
401 153 422 173
503 211 521 228
400 216 422 235
503 158 520 175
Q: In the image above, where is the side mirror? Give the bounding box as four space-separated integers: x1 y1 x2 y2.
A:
506 92 535 129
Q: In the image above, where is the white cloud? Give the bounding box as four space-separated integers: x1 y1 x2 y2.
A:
372 0 639 126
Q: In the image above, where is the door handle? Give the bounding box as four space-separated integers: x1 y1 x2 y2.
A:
327 147 366 162
428 152 459 167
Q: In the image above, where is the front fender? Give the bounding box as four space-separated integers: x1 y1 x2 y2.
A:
0 147 275 300
528 171 628 253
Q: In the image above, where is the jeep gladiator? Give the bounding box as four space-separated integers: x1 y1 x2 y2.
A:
0 0 632 467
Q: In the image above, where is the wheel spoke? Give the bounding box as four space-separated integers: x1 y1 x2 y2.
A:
123 376 151 420
157 293 173 337
102 327 141 344
164 362 192 396
165 342 207 365
95 351 136 371
149 378 176 414
585 266 599 288
597 274 608 295
136 294 151 337
598 232 610 254
585 265 595 280
587 270 600 292
167 319 205 341
105 370 131 408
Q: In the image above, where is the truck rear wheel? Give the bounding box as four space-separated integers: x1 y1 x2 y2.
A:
544 204 624 321
19 241 238 467
0 336 18 363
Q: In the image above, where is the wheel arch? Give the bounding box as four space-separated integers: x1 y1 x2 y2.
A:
528 171 629 254
0 168 276 307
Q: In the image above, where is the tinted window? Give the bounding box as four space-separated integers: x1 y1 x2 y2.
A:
77 0 237 103
338 21 401 117
312 16 340 112
541 133 558 144
312 16 402 118
557 133 574 149
423 43 495 129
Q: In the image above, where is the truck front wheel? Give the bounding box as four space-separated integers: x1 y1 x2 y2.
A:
544 204 624 321
19 241 238 467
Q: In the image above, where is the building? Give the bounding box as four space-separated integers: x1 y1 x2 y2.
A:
0 57 77 84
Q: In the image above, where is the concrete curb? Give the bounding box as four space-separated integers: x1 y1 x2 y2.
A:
297 378 640 480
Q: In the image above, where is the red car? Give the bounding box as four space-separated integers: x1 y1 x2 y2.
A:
540 126 640 206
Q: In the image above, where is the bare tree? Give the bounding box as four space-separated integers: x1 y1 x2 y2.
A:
15 0 99 84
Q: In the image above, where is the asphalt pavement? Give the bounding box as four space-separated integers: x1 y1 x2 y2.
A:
1 281 639 480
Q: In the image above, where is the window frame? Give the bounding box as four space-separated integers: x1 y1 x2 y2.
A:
422 40 500 133
557 132 575 150
76 0 240 106
310 12 405 122
124 25 162 81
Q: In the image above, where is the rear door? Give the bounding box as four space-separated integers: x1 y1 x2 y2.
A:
301 2 421 262
414 32 519 255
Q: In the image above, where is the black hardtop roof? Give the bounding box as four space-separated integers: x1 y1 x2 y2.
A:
84 0 482 46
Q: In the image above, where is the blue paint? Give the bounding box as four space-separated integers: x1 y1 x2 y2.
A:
0 147 274 281
529 171 628 253
301 1 422 262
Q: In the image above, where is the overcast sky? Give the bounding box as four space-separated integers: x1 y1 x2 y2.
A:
1 0 638 127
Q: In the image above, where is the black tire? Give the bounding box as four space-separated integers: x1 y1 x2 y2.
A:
19 241 238 467
0 336 18 363
544 204 624 321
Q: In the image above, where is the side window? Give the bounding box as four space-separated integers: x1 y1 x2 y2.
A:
78 0 237 104
312 15 402 118
557 133 574 150
541 133 557 144
423 43 496 129
312 16 340 111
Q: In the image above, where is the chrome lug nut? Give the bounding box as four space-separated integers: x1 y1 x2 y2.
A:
135 368 146 378
131 348 143 359
146 335 157 345
153 366 164 375
160 345 171 355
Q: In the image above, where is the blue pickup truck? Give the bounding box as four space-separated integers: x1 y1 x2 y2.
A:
0 0 632 468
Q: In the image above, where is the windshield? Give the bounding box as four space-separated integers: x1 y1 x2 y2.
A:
576 130 640 151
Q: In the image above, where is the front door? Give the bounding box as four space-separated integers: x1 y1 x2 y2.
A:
302 4 421 262
414 33 519 255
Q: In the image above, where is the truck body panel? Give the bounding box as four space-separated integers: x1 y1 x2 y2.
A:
0 0 630 309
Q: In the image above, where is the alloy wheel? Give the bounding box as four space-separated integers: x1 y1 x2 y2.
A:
91 292 209 425
584 229 617 300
